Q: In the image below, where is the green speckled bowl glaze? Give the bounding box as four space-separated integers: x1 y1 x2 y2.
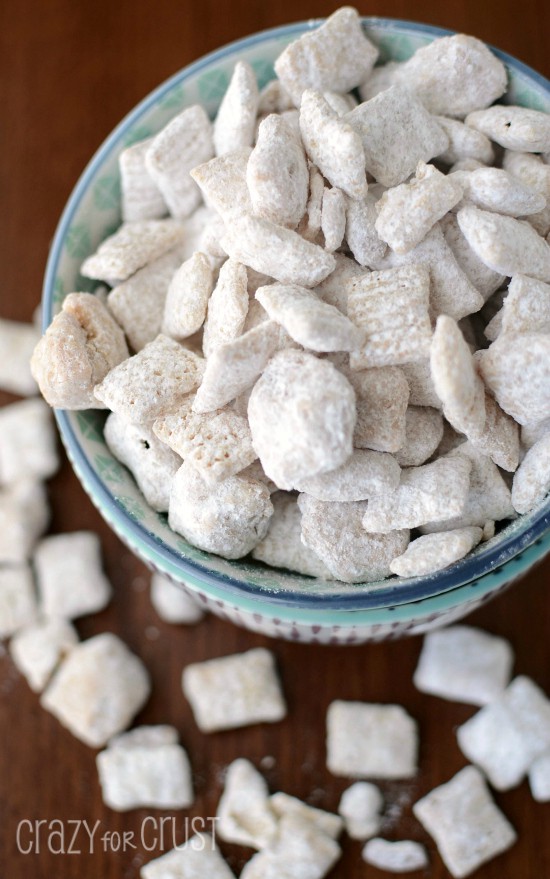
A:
43 18 550 643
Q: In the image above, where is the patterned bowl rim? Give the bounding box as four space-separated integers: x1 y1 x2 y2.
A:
43 17 550 615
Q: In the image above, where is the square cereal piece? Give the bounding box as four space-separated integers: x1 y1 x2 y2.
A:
457 675 550 790
491 274 550 338
512 433 550 514
150 573 204 625
162 252 214 341
345 192 388 269
270 792 343 839
440 212 505 301
10 617 78 692
94 334 204 426
141 833 236 879
81 219 185 285
390 527 483 578
213 61 259 156
119 137 167 222
0 398 59 485
246 116 308 229
348 264 432 369
96 730 193 811
0 565 37 639
191 149 253 222
202 259 249 358
413 625 513 706
430 315 486 438
34 532 112 620
217 758 278 849
0 480 49 564
338 782 383 840
326 700 418 779
466 105 550 153
477 332 550 426
182 647 286 733
241 815 341 879
252 493 332 579
0 318 40 396
395 406 444 467
346 86 448 187
346 365 410 453
413 766 517 878
529 751 550 802
41 633 150 748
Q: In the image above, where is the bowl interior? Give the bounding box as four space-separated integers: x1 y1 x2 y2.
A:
45 18 550 610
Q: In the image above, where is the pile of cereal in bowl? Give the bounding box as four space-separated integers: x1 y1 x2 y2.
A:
31 7 550 585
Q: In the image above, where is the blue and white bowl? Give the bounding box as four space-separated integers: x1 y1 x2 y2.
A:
43 17 550 644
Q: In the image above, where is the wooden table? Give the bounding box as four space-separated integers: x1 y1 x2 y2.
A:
1 1 549 876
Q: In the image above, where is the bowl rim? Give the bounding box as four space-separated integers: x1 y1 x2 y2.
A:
44 16 550 612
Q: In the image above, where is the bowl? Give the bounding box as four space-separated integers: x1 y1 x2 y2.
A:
43 16 550 644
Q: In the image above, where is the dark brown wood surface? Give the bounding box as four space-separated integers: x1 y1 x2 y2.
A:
1 1 550 876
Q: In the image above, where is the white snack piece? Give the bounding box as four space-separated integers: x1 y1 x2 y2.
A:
321 187 346 251
395 406 444 467
97 732 193 811
41 633 151 748
345 190 388 268
169 462 272 559
488 274 550 338
248 350 356 490
347 86 449 187
457 206 550 282
477 332 550 425
247 115 308 228
141 833 236 879
430 315 486 437
399 359 441 409
314 252 365 314
457 675 550 790
162 252 214 340
436 116 495 165
338 782 383 840
34 532 112 620
191 148 252 220
145 105 213 219
456 166 546 217
119 137 167 222
257 80 294 115
10 618 78 692
213 61 259 156
274 7 378 106
466 105 550 152
327 700 418 779
522 417 550 450
503 150 550 236
0 480 49 564
0 398 58 485
529 752 550 802
296 163 324 243
81 219 184 284
241 814 341 879
182 647 286 733
390 527 483 577
348 366 410 452
413 625 514 705
294 449 401 501
512 433 550 513
202 259 248 357
362 838 429 873
150 573 204 624
440 212 505 301
0 318 40 396
0 566 37 639
252 493 332 578
413 766 517 879
217 759 278 849
270 792 343 839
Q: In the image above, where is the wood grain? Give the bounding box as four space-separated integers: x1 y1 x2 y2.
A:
0 1 549 876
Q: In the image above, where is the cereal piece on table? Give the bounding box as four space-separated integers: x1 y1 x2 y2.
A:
327 700 418 779
395 406 444 467
241 815 341 879
294 449 400 501
221 214 336 287
414 625 514 706
390 527 483 578
457 676 550 790
162 252 214 341
490 274 550 338
31 293 129 409
274 7 378 106
81 219 184 284
399 360 441 409
346 86 448 187
0 566 37 639
10 617 78 692
96 729 193 811
529 752 550 802
257 79 294 115
270 793 343 839
413 766 516 879
0 318 40 396
110 725 179 749
503 150 550 236
213 61 259 156
375 162 463 254
299 495 409 583
182 648 286 733
338 782 383 840
252 493 332 579
298 164 324 242
256 283 361 353
314 252 365 314
119 137 167 222
0 480 49 564
150 573 204 624
141 834 235 879
512 433 550 513
430 315 486 437
466 105 550 153
145 105 213 219
346 366 409 453
362 838 429 873
246 115 308 228
456 167 546 216
94 334 204 425
457 206 550 282
104 413 181 513
35 532 112 620
299 90 367 199
169 462 272 559
217 759 278 849
469 393 520 472
477 332 550 425
248 350 356 489
202 261 249 358
522 417 550 449
108 248 183 352
435 116 495 166
190 148 252 220
321 187 346 251
362 455 472 533
348 264 432 369
440 213 504 301
0 399 58 484
41 633 150 748
345 191 387 267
